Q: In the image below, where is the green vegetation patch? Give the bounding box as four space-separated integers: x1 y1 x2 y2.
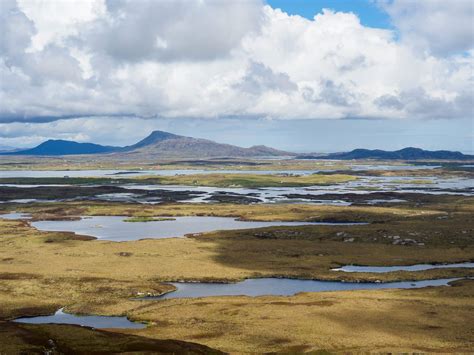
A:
387 179 435 185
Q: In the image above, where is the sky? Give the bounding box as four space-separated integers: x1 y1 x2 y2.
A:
0 0 473 153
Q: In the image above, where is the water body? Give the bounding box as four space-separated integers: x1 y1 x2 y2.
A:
0 163 449 179
143 277 460 299
13 308 145 329
0 199 58 204
121 175 473 205
29 216 360 241
1 171 471 206
0 212 31 219
332 262 474 273
2 177 471 206
1 177 471 206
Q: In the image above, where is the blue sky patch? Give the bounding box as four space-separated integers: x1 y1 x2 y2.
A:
267 0 393 29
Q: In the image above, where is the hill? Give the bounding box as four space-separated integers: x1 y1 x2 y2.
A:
298 147 474 160
118 131 293 158
0 140 118 156
1 131 293 158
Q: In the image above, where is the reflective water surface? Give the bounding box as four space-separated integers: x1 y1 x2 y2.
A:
147 277 460 299
13 308 145 329
29 216 361 241
0 212 31 219
332 262 474 273
1 167 472 206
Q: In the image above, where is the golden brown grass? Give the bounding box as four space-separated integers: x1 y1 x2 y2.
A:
0 156 350 172
12 200 445 222
0 199 473 353
0 322 224 354
126 280 474 353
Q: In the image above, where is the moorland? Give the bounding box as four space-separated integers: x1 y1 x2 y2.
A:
0 155 473 353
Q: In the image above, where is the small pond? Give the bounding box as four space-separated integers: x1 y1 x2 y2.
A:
13 308 145 329
0 212 31 219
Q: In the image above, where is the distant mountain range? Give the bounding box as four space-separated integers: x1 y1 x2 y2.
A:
1 130 292 158
298 147 474 161
2 133 472 160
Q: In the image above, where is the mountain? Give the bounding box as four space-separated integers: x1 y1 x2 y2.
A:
299 147 474 160
4 135 471 160
121 130 180 151
1 140 118 156
118 131 293 158
1 131 293 158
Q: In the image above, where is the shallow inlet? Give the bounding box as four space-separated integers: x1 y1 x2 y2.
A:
13 308 145 329
332 262 474 273
27 216 364 242
0 212 31 219
139 277 460 300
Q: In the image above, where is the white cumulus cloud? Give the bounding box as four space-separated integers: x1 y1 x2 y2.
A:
0 0 472 124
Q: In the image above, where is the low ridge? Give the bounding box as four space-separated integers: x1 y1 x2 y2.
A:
298 147 474 160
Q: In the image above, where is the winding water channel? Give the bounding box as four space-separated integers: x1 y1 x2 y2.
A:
332 262 474 273
13 277 463 329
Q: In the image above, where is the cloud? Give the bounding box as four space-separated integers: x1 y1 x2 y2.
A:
303 80 357 107
379 0 474 56
0 0 472 124
83 0 263 62
17 0 104 51
234 61 297 95
0 0 35 62
375 85 474 120
0 116 149 147
374 94 404 111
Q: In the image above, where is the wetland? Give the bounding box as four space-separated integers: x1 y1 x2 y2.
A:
0 158 473 353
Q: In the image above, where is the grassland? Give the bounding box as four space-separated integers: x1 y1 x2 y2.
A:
126 279 474 353
0 197 473 352
0 156 350 172
0 160 472 353
0 172 357 188
149 172 357 187
0 322 224 354
384 178 435 184
4 200 451 222
2 281 472 353
352 167 473 179
1 156 471 178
